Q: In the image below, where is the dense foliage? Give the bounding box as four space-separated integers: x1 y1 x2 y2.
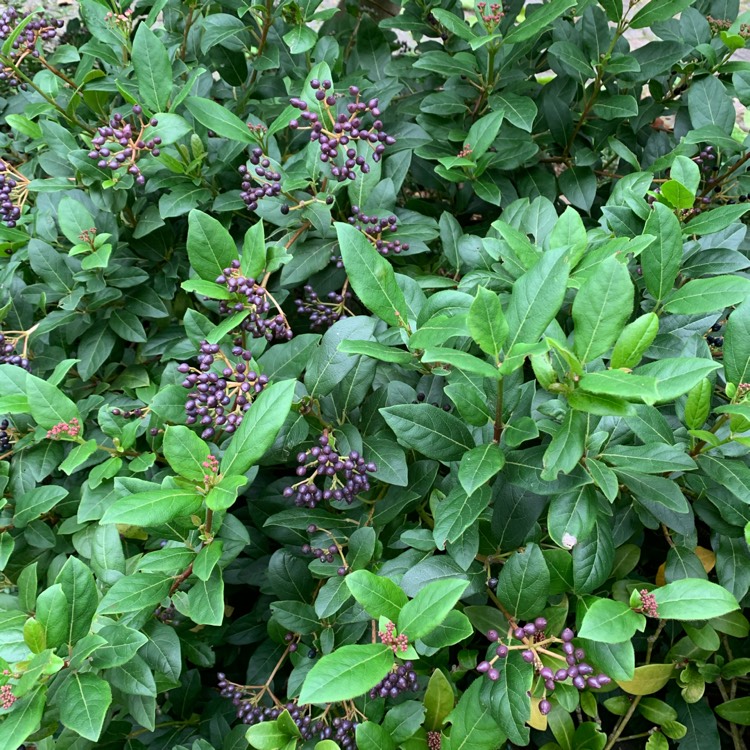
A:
1 0 750 748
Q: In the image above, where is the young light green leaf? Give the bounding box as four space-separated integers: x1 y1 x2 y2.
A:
641 203 682 303
220 379 296 475
468 286 508 360
610 313 659 369
132 24 172 112
573 256 633 363
345 570 408 622
397 578 469 641
163 425 211 482
653 578 740 620
578 599 646 643
187 209 239 282
505 247 570 351
299 644 394 705
101 489 203 527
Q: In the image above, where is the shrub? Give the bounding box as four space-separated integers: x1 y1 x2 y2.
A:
0 0 749 748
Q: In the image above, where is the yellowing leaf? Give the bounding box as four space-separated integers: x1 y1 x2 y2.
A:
616 664 674 695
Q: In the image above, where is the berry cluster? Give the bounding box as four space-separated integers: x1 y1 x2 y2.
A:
737 382 750 399
478 620 611 712
322 718 357 749
88 106 160 186
295 285 350 329
477 2 504 28
216 261 292 341
707 15 750 38
0 162 29 228
369 661 418 699
178 340 269 440
282 433 376 508
706 320 724 351
0 418 11 454
0 8 64 89
46 418 81 440
154 604 181 625
111 407 146 419
290 81 396 182
427 731 442 750
0 683 16 709
239 148 282 212
0 333 30 370
217 675 358 748
379 622 409 654
692 145 716 175
638 589 659 618
346 206 409 256
412 393 452 412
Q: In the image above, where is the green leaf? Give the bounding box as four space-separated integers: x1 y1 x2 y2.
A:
465 111 504 158
410 314 469 351
610 313 659 369
663 276 750 314
579 370 659 404
683 204 750 235
98 573 172 614
481 650 532 745
431 9 477 42
687 75 736 133
299 644 394 704
163 425 211 482
55 556 97 644
542 408 588 480
220 379 296 475
505 247 570 350
458 444 505 497
421 610 474 648
132 24 172 111
653 579 739 620
345 570 408 622
14 485 68 528
724 299 750 386
26 372 79 429
380 404 474 462
592 94 639 120
101 489 203 527
187 209 239 282
579 599 646 643
496 543 550 619
636 357 722 402
559 167 596 211
58 673 111 741
336 222 409 327
337 340 413 364
642 203 682 302
631 0 697 27
355 722 397 750
424 669 455 731
421 348 500 380
468 286 508 360
0 686 45 748
433 483 491 549
187 567 224 625
444 679 506 750
398 578 469 641
504 0 576 42
246 720 291 750
716 697 750 726
185 97 255 143
573 256 633 363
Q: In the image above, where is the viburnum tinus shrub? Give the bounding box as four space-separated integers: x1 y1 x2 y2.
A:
2 0 750 747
